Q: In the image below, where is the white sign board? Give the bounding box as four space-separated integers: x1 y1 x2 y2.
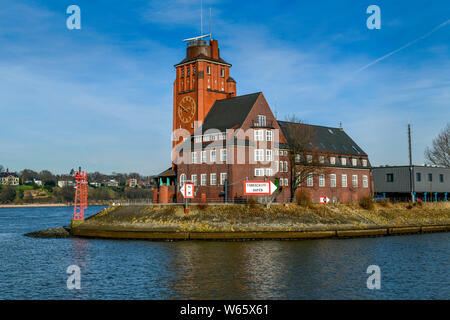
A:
319 196 330 204
180 183 194 198
244 181 277 195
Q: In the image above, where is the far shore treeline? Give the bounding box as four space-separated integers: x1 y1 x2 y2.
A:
0 166 155 204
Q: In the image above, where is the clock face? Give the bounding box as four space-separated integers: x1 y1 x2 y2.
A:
178 96 196 124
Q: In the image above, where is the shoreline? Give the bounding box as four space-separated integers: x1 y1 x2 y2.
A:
0 203 109 208
68 224 450 240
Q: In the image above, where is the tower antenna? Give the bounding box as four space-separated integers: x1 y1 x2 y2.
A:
209 8 212 40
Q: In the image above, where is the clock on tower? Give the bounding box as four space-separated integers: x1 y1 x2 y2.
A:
172 37 237 146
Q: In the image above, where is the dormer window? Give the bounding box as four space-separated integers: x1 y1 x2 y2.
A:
330 157 336 165
352 158 358 166
362 159 367 167
257 115 266 127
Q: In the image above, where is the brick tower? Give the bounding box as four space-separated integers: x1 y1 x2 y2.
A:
173 38 236 145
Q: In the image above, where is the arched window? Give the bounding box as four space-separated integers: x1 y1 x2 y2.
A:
179 174 186 185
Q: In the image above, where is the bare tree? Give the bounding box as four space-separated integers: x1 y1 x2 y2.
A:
283 115 330 201
425 123 450 167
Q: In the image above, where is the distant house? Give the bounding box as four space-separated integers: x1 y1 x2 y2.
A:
127 179 138 187
0 169 19 186
33 179 43 186
89 182 101 187
106 179 119 187
57 180 74 188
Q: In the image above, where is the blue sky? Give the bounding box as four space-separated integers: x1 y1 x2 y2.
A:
0 0 449 175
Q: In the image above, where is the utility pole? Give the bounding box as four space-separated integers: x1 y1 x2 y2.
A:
408 124 414 202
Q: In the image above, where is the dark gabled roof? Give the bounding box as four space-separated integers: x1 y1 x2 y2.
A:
200 92 261 133
157 167 176 178
277 121 368 157
175 54 231 67
0 172 18 178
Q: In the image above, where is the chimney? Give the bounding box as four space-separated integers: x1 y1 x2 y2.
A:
210 39 219 60
339 122 343 131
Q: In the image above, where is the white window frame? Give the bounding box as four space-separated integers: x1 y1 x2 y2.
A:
220 173 227 185
210 149 216 162
201 151 207 163
319 156 325 164
206 65 211 75
254 168 264 177
255 149 264 162
284 161 288 172
342 174 347 187
266 130 273 141
201 174 207 186
284 178 288 186
307 155 313 163
352 158 358 166
254 129 264 141
266 168 272 176
191 174 197 186
210 173 217 186
220 149 227 162
319 174 325 187
307 174 313 187
266 149 273 161
362 159 367 167
341 157 347 166
180 174 186 185
330 174 336 187
352 175 358 188
257 115 266 126
330 157 336 165
363 175 368 188
191 152 198 164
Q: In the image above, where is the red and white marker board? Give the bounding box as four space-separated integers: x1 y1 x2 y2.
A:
319 196 330 204
180 183 194 198
244 181 277 195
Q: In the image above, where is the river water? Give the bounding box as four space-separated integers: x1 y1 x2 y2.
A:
0 206 448 299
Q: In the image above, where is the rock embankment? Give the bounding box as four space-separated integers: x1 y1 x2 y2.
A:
25 227 72 238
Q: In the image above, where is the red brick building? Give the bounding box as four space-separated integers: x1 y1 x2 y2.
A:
155 37 373 203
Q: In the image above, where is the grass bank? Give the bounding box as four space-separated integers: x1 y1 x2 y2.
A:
75 202 450 233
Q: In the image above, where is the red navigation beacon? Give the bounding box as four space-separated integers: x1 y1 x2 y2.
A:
73 167 88 221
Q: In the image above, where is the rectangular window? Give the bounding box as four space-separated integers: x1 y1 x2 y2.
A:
255 149 264 162
266 149 273 161
279 178 283 186
341 157 347 166
194 136 202 143
386 173 394 182
210 150 216 162
342 174 347 187
266 168 272 176
284 161 288 172
330 157 336 165
284 178 288 186
416 172 421 182
266 130 273 141
187 67 190 77
254 129 264 141
200 174 207 186
255 168 264 177
319 156 325 164
201 151 207 163
257 115 266 127
220 173 227 185
279 150 283 156
439 174 444 183
352 158 357 166
319 174 325 187
181 69 184 78
191 174 197 186
210 173 217 186
220 68 224 77
362 159 368 167
193 66 196 74
363 175 368 188
352 175 358 188
307 174 313 187
330 174 336 187
220 149 227 162
191 152 198 164
428 173 433 182
295 154 301 162
206 65 211 75
307 155 312 163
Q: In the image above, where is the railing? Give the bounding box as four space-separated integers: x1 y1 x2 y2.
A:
251 120 274 128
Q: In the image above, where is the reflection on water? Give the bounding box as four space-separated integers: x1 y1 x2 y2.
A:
0 206 448 299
